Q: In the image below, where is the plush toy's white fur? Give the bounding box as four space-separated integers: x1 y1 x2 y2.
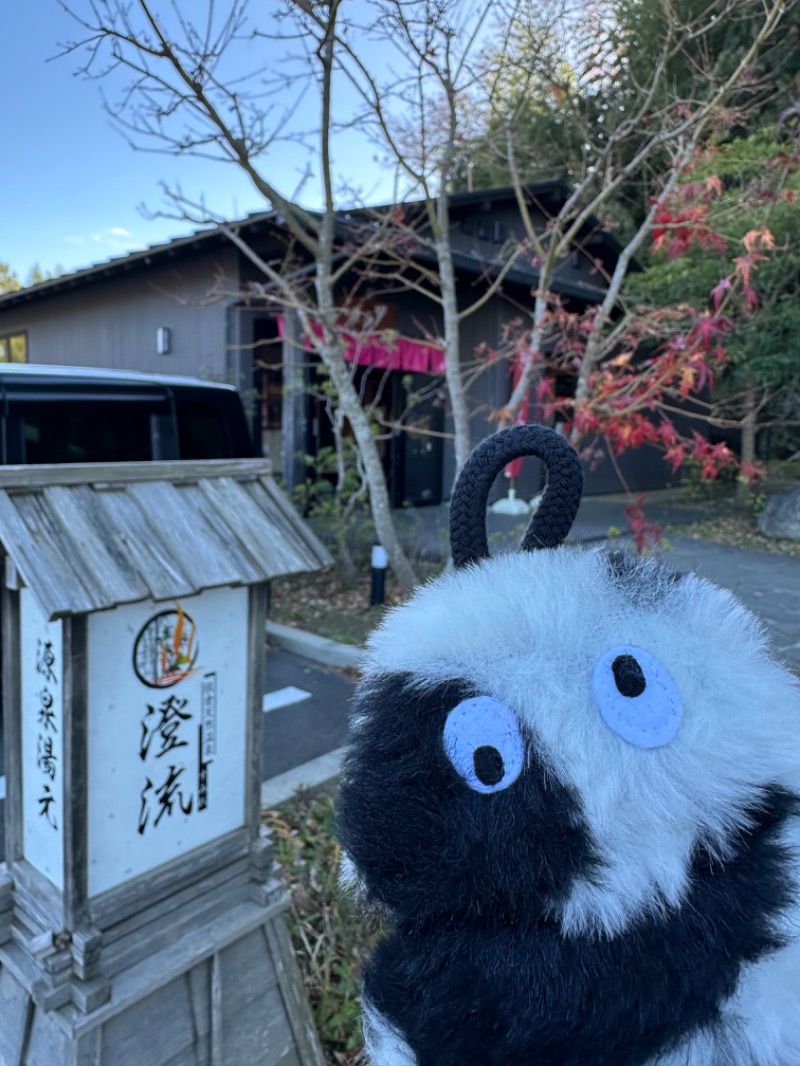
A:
357 546 800 1062
362 1000 418 1065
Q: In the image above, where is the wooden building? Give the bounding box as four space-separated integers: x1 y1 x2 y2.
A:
0 184 666 500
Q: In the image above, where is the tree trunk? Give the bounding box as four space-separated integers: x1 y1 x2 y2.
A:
321 341 419 590
436 226 471 477
313 11 418 593
735 383 759 509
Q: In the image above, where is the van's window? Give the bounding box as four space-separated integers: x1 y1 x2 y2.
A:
176 399 230 459
11 399 161 463
0 333 27 363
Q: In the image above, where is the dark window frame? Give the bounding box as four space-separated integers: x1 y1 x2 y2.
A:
7 393 172 465
0 331 28 363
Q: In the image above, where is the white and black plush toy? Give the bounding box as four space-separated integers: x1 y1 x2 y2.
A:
337 424 800 1066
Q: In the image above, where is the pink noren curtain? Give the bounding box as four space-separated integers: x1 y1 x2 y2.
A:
276 316 445 375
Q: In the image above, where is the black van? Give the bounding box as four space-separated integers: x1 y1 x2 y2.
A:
0 365 255 464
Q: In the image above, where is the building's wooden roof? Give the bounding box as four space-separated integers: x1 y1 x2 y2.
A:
0 459 332 619
0 181 631 313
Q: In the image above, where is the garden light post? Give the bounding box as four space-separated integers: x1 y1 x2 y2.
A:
370 544 388 606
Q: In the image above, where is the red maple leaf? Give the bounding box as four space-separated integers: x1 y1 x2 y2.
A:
704 175 723 198
742 284 759 311
739 459 766 482
711 276 732 309
664 443 688 473
657 421 678 445
690 311 733 352
624 496 663 552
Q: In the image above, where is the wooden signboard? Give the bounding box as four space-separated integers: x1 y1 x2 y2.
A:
0 462 329 1066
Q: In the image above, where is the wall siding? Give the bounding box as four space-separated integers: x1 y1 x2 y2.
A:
452 201 609 301
0 249 238 380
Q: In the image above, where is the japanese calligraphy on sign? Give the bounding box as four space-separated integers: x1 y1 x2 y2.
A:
20 590 64 889
87 587 247 896
133 612 219 835
137 691 207 835
35 645 60 830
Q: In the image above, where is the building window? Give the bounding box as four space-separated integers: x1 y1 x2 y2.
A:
0 332 27 362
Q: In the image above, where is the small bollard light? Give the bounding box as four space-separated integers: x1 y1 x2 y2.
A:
371 544 388 606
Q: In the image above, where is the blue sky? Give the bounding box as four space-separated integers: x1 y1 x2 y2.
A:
1 1 397 282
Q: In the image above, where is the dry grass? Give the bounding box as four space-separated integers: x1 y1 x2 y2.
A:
670 512 800 557
268 570 397 647
269 564 441 646
265 792 378 1065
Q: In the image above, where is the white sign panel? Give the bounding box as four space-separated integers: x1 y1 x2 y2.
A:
20 589 64 889
87 586 249 896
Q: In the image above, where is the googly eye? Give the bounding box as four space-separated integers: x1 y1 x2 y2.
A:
592 645 682 749
443 695 525 793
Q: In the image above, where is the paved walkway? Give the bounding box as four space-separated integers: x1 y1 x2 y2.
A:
391 491 800 672
647 536 798 671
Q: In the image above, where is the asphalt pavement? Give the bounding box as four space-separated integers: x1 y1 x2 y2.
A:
647 535 799 671
262 648 355 780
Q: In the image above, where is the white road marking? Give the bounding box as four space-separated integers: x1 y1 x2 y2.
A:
0 776 5 801
262 686 312 714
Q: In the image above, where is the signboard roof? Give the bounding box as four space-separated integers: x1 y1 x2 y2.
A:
0 459 332 619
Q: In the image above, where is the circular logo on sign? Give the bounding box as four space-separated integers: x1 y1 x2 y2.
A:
133 603 199 688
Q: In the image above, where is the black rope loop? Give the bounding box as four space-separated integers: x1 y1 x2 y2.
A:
449 424 584 569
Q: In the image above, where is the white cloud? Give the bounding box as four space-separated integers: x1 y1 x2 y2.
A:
110 226 132 237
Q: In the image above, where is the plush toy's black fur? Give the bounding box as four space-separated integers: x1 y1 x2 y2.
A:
338 672 797 1066
605 549 684 602
339 675 600 928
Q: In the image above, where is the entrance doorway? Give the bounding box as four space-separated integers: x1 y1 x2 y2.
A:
305 366 445 508
251 316 282 464
390 373 444 507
